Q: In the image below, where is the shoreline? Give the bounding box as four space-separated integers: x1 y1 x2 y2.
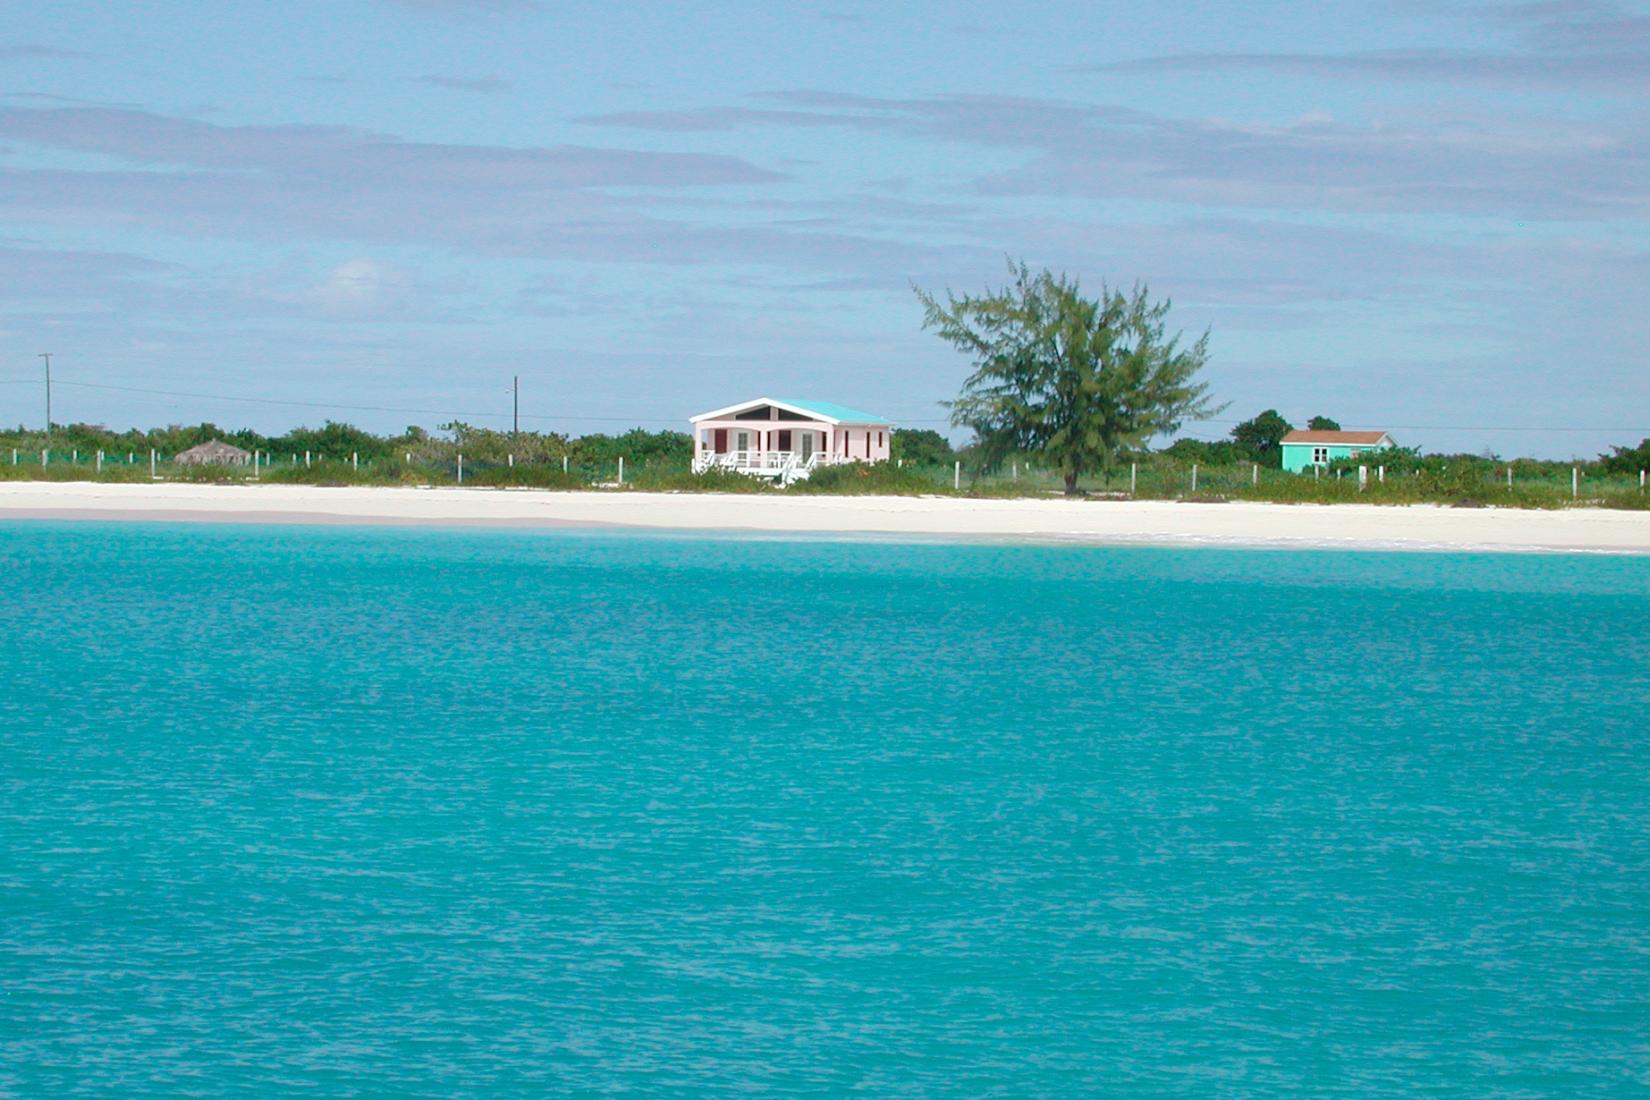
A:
4 482 1649 554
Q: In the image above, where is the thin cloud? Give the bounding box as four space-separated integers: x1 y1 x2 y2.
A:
0 105 781 185
0 104 992 277
1085 47 1650 87
1081 1 1650 89
382 0 538 13
0 242 168 299
586 89 1650 221
0 43 94 62
417 74 513 94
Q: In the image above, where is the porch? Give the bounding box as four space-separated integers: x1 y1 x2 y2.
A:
693 447 846 484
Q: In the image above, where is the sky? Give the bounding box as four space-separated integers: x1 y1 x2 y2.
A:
2 0 1647 457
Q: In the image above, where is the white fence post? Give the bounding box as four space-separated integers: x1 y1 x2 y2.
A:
618 456 625 484
953 460 960 490
1506 466 1512 489
1379 465 1385 484
562 455 568 474
1130 462 1137 495
305 450 311 469
1358 465 1368 491
508 453 514 468
1191 463 1198 493
1641 469 1646 493
1252 462 1258 486
96 450 103 474
352 452 358 471
41 449 48 467
150 448 156 478
1572 466 1579 499
458 454 464 484
1012 461 1018 481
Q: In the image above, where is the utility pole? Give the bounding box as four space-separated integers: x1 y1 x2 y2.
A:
38 353 52 442
512 375 519 438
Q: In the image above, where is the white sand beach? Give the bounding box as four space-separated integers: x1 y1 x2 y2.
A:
3 481 1649 553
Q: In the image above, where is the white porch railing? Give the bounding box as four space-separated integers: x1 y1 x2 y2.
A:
692 450 849 484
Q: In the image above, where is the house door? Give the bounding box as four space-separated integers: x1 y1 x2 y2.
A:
800 432 815 460
714 428 728 454
735 430 752 453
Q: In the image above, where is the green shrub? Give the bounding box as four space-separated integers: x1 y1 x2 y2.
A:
625 467 776 493
463 465 588 490
789 462 950 495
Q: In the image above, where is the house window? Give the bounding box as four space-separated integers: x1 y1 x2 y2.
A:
1312 447 1329 464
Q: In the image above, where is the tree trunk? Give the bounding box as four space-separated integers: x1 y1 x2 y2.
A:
1064 471 1079 495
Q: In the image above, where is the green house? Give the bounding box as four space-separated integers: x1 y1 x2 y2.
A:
1280 430 1396 473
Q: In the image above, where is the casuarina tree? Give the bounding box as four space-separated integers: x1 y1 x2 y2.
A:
916 261 1221 494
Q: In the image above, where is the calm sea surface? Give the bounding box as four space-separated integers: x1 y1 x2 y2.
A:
3 521 1649 1096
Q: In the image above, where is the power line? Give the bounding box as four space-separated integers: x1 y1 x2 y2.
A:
2 375 1643 435
48 379 675 424
40 377 958 424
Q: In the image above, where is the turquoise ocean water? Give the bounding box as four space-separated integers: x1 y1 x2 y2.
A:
3 521 1649 1096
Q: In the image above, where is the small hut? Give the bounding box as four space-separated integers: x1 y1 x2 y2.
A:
1280 430 1395 473
174 440 253 467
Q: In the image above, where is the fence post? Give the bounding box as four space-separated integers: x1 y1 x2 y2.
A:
618 456 625 484
1012 461 1018 481
1190 463 1198 493
96 450 103 474
42 449 48 467
1506 466 1512 489
305 450 311 469
253 451 260 479
508 453 514 468
150 448 156 478
1358 465 1368 491
73 450 79 464
1378 465 1385 484
953 460 960 491
458 454 464 484
10 448 15 465
1130 462 1137 496
562 455 568 474
1641 469 1646 493
1572 466 1579 499
1314 465 1320 481
1252 462 1258 486
352 452 358 471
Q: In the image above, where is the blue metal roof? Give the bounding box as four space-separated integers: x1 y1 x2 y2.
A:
772 398 890 425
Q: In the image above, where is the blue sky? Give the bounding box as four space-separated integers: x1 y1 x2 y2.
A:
3 0 1647 456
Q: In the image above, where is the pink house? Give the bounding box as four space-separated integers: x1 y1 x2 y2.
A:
690 397 893 483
